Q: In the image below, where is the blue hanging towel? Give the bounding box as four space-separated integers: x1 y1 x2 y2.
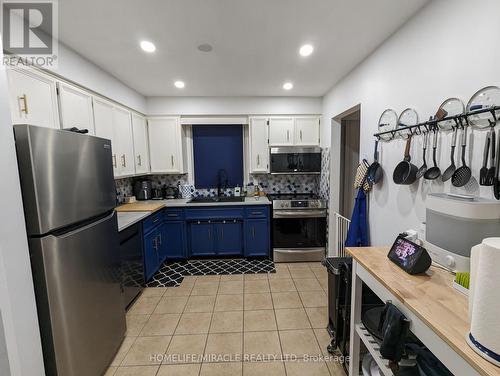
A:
345 188 369 247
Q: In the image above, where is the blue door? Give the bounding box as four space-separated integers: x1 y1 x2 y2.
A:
190 222 215 256
165 221 186 259
245 219 270 257
216 221 243 255
144 230 159 281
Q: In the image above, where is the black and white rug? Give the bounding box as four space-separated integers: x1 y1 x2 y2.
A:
146 259 276 287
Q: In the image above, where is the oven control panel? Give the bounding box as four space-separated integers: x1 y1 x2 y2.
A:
273 199 326 210
291 200 309 208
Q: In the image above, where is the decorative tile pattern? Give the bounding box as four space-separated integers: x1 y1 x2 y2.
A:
319 147 330 201
147 259 276 287
250 174 319 195
115 173 321 202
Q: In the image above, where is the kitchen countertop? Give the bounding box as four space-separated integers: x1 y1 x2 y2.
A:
347 246 499 376
117 211 151 232
116 197 271 231
117 196 271 211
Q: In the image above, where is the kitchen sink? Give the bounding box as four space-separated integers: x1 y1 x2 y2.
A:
188 196 245 203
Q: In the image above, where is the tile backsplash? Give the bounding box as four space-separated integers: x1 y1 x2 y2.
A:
115 148 331 203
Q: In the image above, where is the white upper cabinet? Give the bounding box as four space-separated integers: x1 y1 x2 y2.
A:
294 116 320 146
93 98 136 177
131 113 150 175
58 82 95 134
7 69 59 129
148 117 184 174
93 98 119 176
113 106 135 177
268 116 320 147
268 117 294 146
249 117 269 173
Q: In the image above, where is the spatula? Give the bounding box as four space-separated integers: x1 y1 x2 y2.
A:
486 128 496 186
479 132 490 185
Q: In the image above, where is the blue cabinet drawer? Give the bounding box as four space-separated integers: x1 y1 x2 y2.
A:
185 208 244 221
165 208 184 221
245 206 269 219
143 210 164 234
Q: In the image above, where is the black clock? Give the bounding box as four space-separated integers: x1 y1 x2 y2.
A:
387 235 432 275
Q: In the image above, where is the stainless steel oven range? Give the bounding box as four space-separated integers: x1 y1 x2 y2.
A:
269 193 327 262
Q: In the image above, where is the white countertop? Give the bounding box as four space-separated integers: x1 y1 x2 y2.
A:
117 196 271 231
117 211 151 232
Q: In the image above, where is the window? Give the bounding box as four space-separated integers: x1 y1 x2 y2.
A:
192 125 244 189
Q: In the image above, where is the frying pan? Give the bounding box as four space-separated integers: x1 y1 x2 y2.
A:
366 140 383 185
393 136 418 185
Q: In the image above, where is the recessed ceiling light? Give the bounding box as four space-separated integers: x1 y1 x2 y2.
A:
174 80 185 89
198 43 213 52
140 40 156 53
283 82 293 90
299 44 314 57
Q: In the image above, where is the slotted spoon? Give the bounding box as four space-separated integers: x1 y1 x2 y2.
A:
452 127 472 187
442 128 458 182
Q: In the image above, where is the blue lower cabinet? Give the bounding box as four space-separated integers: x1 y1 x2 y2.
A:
216 221 243 256
144 229 160 281
190 222 216 256
164 221 186 259
157 223 168 264
244 219 270 257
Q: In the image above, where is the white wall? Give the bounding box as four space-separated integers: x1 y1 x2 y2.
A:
147 96 322 115
48 43 147 113
322 0 500 245
0 45 45 375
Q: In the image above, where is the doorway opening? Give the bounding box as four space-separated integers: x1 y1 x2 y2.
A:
337 109 361 218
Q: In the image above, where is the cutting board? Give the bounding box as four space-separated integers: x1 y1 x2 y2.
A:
115 202 165 212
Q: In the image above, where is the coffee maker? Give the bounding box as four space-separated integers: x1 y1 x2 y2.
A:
133 180 152 200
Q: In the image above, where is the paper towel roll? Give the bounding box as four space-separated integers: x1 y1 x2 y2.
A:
468 244 482 320
468 237 500 366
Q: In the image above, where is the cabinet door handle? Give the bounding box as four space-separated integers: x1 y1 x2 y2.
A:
208 228 211 240
287 130 290 141
153 237 157 251
121 155 126 167
257 154 260 166
112 154 117 168
158 233 162 246
300 130 303 141
19 94 29 114
137 155 142 166
252 227 255 238
221 227 224 239
171 155 174 167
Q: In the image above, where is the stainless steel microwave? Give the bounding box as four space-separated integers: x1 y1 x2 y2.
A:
270 146 322 174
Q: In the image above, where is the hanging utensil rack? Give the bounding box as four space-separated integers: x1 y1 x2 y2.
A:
373 106 500 141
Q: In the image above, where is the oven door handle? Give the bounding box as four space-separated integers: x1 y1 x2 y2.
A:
273 210 327 218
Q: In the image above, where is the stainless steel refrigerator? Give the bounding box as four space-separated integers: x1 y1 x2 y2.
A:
14 124 126 376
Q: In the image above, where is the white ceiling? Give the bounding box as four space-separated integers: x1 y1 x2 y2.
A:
59 0 429 97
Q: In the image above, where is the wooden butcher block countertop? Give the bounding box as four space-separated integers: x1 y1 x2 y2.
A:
347 246 499 376
115 202 165 213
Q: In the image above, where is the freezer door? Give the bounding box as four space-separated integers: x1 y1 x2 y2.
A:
29 211 125 376
14 124 116 235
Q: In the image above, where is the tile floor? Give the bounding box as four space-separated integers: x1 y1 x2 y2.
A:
106 262 345 376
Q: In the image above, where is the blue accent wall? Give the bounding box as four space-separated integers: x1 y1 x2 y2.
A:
192 125 243 189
